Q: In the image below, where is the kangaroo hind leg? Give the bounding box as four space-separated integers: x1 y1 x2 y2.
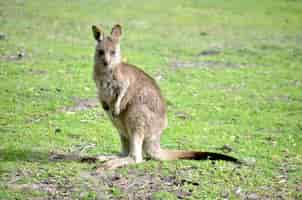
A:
95 132 144 171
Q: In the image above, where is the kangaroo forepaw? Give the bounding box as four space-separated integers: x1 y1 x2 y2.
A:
112 107 121 117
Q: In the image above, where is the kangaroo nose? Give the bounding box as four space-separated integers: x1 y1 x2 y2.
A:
103 60 108 66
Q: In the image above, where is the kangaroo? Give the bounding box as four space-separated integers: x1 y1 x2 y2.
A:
91 24 241 170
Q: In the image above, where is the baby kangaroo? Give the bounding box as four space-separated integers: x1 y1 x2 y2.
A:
92 24 241 170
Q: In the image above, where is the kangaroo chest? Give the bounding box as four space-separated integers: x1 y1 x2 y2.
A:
96 72 120 105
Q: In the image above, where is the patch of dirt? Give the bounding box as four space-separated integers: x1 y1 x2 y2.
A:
4 166 105 200
243 150 299 200
80 166 199 200
25 97 101 125
169 59 241 70
273 150 292 199
59 97 99 112
7 174 77 200
232 150 300 199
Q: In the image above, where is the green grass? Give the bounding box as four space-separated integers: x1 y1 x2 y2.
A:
1 0 302 199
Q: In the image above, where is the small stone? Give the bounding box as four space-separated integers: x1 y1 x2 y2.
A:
0 32 6 40
235 187 241 195
217 144 233 153
221 191 229 198
244 157 257 166
17 52 25 58
55 128 61 134
175 111 191 120
155 75 163 81
246 193 259 200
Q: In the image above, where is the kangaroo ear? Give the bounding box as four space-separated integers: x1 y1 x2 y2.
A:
111 24 122 41
92 25 104 41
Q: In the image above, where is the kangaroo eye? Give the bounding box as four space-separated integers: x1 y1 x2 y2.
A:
98 50 104 56
110 50 116 55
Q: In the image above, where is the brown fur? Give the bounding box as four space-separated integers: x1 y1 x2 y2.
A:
91 24 240 170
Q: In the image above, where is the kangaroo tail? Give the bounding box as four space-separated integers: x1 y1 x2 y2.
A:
155 149 241 164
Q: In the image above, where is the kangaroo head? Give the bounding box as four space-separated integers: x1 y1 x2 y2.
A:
92 24 122 70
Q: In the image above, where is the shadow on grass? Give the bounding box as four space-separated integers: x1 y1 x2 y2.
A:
0 148 50 163
0 148 102 165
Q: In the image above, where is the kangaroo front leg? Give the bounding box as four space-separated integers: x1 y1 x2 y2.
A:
129 133 144 163
113 80 129 116
119 134 129 156
96 133 144 171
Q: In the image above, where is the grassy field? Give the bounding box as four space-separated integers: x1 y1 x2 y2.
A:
1 0 302 199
